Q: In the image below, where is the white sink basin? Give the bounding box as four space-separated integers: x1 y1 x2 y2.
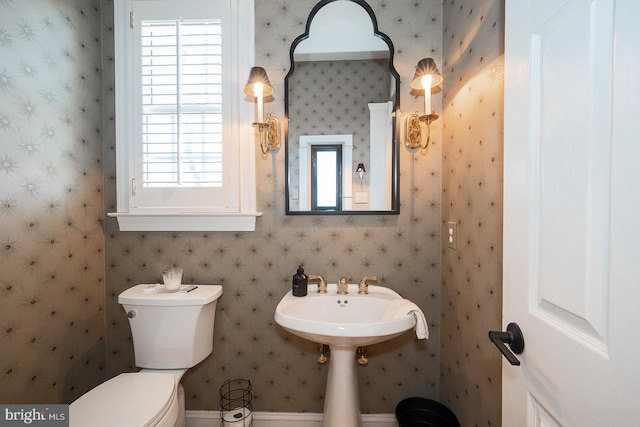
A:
275 283 417 348
275 283 427 427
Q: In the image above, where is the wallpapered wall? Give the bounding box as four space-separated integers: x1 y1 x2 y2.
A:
288 59 389 211
440 1 505 426
102 0 444 414
0 0 105 404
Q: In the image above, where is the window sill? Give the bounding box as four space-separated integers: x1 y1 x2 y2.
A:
107 212 262 232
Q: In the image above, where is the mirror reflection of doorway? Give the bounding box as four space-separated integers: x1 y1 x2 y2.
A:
298 134 353 211
311 145 342 211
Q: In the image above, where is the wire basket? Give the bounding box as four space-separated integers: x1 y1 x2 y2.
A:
219 379 253 427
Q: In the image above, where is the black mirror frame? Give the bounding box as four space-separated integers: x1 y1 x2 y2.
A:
284 0 400 215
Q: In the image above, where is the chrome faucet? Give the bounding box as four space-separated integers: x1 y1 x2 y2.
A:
308 274 328 293
358 276 378 294
337 277 349 295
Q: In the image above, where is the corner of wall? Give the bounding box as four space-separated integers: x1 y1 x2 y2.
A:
440 1 505 426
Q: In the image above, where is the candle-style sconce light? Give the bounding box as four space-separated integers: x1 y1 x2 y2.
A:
405 58 443 150
243 66 281 155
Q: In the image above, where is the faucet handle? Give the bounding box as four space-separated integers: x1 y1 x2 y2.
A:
358 276 378 294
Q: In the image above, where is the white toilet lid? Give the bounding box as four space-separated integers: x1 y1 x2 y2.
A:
70 372 175 427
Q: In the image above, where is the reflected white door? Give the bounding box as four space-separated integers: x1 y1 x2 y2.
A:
503 0 640 425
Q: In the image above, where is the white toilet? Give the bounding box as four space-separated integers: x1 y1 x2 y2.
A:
70 284 223 427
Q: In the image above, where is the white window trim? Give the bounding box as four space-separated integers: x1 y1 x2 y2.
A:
108 0 261 231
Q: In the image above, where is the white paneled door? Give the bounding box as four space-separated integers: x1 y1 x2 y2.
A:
503 0 640 425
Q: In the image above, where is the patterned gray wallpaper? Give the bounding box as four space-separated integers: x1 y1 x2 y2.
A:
441 1 505 426
0 0 105 404
103 0 443 414
0 0 506 423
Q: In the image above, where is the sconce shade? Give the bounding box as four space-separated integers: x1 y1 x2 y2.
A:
355 163 366 173
243 66 274 97
410 58 443 90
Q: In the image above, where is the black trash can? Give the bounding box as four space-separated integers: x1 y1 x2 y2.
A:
395 397 460 427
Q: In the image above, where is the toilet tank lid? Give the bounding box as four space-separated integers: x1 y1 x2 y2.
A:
118 284 223 306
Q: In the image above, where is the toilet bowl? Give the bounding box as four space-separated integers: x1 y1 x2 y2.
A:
70 284 223 427
70 370 184 427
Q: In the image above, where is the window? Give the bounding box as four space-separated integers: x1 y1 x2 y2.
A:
139 19 223 190
109 0 260 231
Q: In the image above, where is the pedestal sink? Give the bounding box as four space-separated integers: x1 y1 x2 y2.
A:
275 283 427 427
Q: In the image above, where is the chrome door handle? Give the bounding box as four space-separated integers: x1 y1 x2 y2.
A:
488 322 525 366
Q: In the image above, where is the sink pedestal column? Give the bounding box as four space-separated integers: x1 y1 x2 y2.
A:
323 346 361 427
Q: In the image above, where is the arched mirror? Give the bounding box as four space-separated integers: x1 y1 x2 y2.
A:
285 0 400 215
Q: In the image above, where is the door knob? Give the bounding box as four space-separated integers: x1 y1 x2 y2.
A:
488 322 525 366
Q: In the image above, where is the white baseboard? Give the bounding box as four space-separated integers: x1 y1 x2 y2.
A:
186 410 398 427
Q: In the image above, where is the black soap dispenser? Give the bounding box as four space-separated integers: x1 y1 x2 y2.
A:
292 265 308 297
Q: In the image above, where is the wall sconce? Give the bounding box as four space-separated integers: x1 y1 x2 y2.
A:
355 163 366 180
405 58 443 150
243 66 281 154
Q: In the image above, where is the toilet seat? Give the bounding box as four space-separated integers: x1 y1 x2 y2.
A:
70 372 177 427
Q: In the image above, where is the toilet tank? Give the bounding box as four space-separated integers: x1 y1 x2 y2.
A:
118 284 223 369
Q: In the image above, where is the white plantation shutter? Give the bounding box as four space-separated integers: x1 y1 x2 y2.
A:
141 19 224 188
111 0 259 231
129 0 239 212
